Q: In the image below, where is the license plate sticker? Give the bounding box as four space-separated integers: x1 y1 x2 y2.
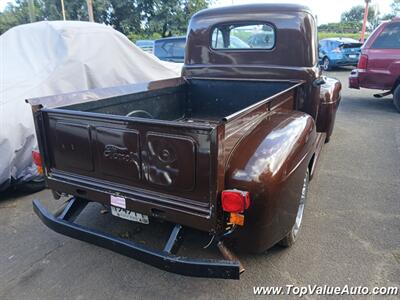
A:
111 206 149 224
110 195 126 209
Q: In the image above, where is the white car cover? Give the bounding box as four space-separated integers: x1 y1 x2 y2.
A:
0 21 181 189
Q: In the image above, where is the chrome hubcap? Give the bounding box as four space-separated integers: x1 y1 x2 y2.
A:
293 173 308 237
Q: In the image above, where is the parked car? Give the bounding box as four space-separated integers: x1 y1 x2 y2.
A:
153 36 186 63
29 4 341 280
135 39 154 53
349 18 400 112
211 32 250 48
319 38 362 70
247 31 275 48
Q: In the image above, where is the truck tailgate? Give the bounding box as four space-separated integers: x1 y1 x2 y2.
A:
35 109 220 231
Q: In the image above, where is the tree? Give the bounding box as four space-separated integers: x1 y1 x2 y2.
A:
106 0 141 34
341 5 376 23
382 0 400 19
391 0 400 15
318 21 362 34
0 0 40 34
0 0 210 36
140 0 208 38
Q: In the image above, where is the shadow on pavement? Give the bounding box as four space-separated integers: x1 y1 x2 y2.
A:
341 96 398 115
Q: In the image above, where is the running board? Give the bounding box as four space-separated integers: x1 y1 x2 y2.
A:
310 132 326 179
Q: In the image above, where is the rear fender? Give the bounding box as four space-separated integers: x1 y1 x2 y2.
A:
317 77 342 141
225 110 316 253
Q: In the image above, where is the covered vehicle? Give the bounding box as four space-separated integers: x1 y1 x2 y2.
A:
319 38 362 70
0 21 181 192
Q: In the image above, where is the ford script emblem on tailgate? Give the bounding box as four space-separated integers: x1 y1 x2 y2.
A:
103 145 137 163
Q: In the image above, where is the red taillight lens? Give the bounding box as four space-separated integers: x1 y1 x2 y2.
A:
32 150 43 175
221 190 250 213
32 150 42 166
358 54 368 69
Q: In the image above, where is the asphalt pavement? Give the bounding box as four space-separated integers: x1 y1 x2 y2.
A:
0 68 399 299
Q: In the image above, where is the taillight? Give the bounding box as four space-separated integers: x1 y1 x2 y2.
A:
221 190 250 213
32 150 43 175
358 54 368 69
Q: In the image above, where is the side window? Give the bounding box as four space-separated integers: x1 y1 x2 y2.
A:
154 40 185 58
211 23 275 50
171 40 185 57
327 41 336 50
154 41 169 58
371 23 400 49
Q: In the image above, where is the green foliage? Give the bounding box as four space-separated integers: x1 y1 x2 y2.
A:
143 0 209 37
382 0 400 19
0 0 210 36
341 5 376 23
391 0 400 15
127 32 162 43
318 31 367 41
0 0 39 33
318 22 362 34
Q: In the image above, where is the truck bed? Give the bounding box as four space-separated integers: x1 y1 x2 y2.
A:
30 77 302 232
61 78 294 122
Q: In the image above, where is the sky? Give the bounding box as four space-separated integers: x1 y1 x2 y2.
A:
0 0 395 25
211 0 393 24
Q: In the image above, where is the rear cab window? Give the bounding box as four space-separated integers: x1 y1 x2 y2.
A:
211 23 275 50
371 22 400 49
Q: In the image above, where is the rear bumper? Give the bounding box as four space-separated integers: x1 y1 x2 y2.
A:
349 69 360 89
349 69 395 90
320 57 358 67
330 59 358 67
33 198 241 279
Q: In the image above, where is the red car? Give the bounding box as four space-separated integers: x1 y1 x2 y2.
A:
349 18 400 112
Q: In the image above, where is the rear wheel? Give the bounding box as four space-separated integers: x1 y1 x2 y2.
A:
19 177 45 194
393 85 400 113
279 169 309 247
322 57 331 71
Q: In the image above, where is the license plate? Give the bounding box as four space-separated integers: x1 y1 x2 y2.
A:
349 54 357 59
111 206 149 224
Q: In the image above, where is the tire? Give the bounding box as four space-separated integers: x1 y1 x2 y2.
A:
18 178 46 194
325 135 330 144
322 57 331 71
279 169 310 247
393 85 400 113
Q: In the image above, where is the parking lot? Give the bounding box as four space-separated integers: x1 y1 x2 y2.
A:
0 69 399 299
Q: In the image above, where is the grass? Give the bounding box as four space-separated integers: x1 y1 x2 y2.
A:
318 32 369 40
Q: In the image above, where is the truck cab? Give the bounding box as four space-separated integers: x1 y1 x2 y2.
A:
29 4 341 279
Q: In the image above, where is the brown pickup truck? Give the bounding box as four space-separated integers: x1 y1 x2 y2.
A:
28 4 341 279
